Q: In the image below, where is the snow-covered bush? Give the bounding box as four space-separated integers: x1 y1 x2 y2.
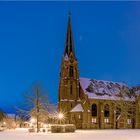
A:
28 128 35 132
51 124 76 133
0 127 5 131
65 124 76 132
51 125 65 133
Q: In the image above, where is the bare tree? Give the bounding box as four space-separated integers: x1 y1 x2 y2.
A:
112 88 136 129
0 108 6 122
17 82 50 133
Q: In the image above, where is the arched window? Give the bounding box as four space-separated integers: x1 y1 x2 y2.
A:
91 104 97 117
69 66 73 77
71 103 73 108
70 84 73 95
104 104 110 117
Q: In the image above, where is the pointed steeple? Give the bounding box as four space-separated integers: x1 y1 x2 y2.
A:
58 13 80 118
64 13 75 59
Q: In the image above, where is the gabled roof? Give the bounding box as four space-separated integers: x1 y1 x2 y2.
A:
80 77 134 101
70 104 84 112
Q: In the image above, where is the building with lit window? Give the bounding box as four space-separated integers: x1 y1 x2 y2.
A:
58 15 140 129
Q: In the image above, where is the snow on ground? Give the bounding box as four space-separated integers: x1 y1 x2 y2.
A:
0 129 140 140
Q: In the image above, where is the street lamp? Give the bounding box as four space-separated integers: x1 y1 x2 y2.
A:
58 113 64 124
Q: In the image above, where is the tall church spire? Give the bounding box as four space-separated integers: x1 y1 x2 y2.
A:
58 13 80 117
64 13 75 58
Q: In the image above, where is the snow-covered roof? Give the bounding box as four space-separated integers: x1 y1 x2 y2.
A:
70 104 84 112
7 114 16 118
80 78 134 100
135 90 140 95
131 85 140 96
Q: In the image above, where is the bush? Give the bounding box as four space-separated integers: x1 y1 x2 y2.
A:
42 128 46 132
65 124 76 132
0 127 5 132
51 124 76 133
28 128 35 133
51 125 65 133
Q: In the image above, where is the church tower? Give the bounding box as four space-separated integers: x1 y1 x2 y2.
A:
58 14 80 120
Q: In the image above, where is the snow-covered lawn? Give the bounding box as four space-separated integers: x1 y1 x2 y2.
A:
0 129 140 140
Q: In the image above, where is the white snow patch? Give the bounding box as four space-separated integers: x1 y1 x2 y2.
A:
70 104 84 112
64 54 69 61
0 129 140 140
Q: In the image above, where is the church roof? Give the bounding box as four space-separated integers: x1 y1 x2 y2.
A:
70 104 84 112
80 77 135 101
131 85 140 96
135 90 140 95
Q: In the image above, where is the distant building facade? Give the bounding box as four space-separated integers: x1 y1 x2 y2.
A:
58 15 140 129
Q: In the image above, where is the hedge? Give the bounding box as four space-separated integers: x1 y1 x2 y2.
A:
51 124 76 133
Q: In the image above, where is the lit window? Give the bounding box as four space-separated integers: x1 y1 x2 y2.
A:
127 119 131 124
69 66 73 77
91 118 96 123
78 114 81 119
104 118 109 123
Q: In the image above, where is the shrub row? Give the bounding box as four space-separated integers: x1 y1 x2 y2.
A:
51 124 76 133
28 128 35 132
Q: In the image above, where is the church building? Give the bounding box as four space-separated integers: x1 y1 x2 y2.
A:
58 15 140 129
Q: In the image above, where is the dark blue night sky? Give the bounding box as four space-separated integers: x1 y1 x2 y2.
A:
0 1 140 113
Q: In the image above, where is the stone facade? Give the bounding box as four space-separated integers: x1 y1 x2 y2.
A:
58 15 140 129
